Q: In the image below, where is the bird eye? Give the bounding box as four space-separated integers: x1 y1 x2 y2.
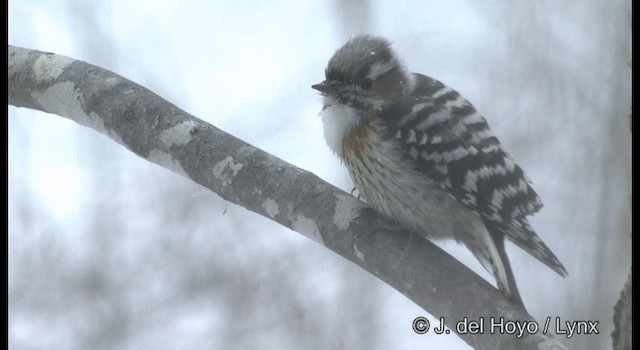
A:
360 79 373 90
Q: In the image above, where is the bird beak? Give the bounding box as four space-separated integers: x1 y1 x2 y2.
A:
311 80 341 94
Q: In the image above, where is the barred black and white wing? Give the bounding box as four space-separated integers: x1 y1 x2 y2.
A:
381 73 567 276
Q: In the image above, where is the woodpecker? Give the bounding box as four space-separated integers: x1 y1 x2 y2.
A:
312 34 566 306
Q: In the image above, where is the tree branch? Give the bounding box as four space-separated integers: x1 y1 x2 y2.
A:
611 268 631 350
8 45 567 350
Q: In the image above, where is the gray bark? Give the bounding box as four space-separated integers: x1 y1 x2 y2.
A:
8 45 568 350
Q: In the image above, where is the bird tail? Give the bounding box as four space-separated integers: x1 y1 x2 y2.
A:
467 227 525 308
504 218 568 277
492 232 525 308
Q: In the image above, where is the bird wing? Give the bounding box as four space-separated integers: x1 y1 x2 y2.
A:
381 73 566 276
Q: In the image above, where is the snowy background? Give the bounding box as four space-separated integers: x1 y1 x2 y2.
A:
9 1 631 349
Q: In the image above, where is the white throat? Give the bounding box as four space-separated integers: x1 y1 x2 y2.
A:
319 101 363 156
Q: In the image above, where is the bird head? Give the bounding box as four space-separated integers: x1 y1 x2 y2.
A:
312 35 414 111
